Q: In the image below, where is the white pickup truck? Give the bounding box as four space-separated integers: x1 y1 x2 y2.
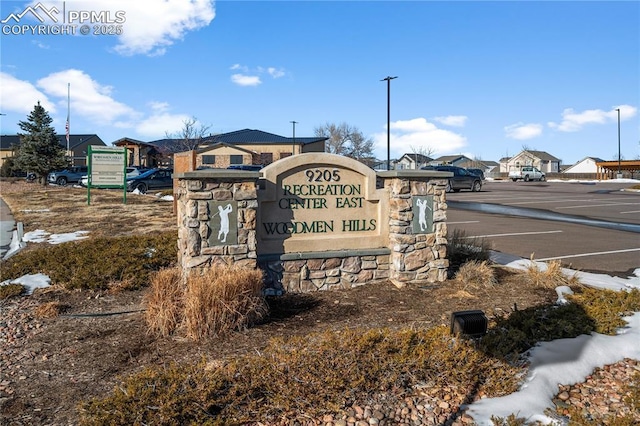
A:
508 166 546 182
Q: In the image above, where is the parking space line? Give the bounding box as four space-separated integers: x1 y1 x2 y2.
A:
509 199 603 205
536 247 640 261
620 210 640 214
556 202 640 209
465 230 563 238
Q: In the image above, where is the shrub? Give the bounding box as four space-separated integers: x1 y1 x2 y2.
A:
144 268 184 337
145 265 268 340
480 303 597 360
455 260 497 290
447 229 492 276
183 266 267 340
568 287 640 335
80 326 521 425
1 232 177 290
0 283 25 299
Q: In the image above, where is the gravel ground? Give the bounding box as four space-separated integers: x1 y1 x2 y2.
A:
1 293 638 425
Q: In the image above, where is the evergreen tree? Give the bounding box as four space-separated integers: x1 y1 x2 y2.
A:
14 102 68 185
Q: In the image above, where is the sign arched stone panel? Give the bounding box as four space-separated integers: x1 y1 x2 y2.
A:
257 153 389 255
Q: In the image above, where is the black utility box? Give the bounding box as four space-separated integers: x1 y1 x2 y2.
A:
450 310 488 338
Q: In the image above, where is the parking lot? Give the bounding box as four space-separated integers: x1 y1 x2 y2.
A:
446 180 640 276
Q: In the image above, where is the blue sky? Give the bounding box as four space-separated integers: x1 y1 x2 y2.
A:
1 0 638 164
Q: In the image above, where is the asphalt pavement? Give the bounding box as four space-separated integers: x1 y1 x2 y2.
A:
446 180 640 276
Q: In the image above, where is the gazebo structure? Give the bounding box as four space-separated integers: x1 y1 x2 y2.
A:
596 160 640 179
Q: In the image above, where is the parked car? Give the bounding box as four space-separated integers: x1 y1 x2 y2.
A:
466 168 486 180
80 166 148 187
227 164 264 171
126 168 173 193
47 166 88 186
421 165 482 192
508 166 545 182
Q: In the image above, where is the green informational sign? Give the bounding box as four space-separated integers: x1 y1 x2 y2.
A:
412 196 433 234
87 145 127 205
208 201 238 246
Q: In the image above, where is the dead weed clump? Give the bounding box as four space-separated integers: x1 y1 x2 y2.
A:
34 301 65 319
144 268 184 337
455 260 497 290
145 266 268 340
184 266 267 340
521 258 580 289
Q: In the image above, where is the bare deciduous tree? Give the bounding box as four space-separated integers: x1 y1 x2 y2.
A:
314 122 375 161
165 117 212 151
406 145 436 169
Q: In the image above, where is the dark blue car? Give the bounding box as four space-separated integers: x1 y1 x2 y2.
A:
126 168 173 193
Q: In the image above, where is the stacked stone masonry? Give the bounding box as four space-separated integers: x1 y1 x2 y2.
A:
382 176 449 284
176 178 258 271
176 168 449 294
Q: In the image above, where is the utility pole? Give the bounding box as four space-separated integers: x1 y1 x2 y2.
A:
381 76 397 170
616 108 621 178
290 120 297 155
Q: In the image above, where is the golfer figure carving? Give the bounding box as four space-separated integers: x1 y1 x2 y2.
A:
217 204 233 243
416 198 431 232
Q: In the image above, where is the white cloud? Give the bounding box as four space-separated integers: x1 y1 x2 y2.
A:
267 67 285 78
31 0 215 56
231 74 262 87
37 69 139 125
229 65 286 86
2 69 202 141
548 105 637 132
0 72 57 114
230 64 249 72
372 117 467 159
148 101 170 113
504 122 543 140
433 115 467 127
31 40 49 49
136 112 190 137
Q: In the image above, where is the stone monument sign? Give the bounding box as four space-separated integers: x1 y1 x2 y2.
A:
257 153 389 255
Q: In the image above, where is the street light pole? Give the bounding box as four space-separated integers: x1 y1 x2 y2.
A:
290 120 297 155
381 76 397 170
616 108 621 177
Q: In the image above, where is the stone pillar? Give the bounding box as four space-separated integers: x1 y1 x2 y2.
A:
378 171 449 287
175 170 260 274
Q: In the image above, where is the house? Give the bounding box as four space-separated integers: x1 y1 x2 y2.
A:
0 134 106 168
562 157 605 174
114 129 328 168
457 159 500 177
431 155 473 167
395 153 432 170
371 159 398 171
500 150 561 173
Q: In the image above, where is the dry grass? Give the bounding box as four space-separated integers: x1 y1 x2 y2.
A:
35 301 65 318
144 268 184 337
0 181 176 239
455 260 497 290
522 257 580 289
144 266 268 341
183 266 268 340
